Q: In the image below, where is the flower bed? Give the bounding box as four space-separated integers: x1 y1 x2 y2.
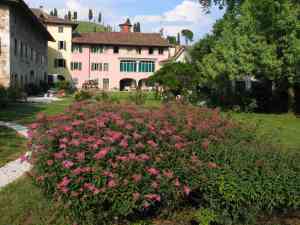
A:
29 101 300 225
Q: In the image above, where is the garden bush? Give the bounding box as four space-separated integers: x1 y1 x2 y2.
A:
29 102 300 225
74 90 93 102
0 85 9 107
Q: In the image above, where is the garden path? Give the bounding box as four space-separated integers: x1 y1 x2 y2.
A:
0 122 31 189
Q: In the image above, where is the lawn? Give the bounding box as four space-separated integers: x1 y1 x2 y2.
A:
0 126 27 167
0 97 74 125
75 21 105 33
229 112 300 151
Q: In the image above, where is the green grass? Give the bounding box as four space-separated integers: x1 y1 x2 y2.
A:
228 112 300 151
0 177 70 225
75 21 106 33
0 126 27 167
0 97 74 125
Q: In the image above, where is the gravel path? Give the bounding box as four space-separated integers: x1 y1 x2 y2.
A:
0 122 31 189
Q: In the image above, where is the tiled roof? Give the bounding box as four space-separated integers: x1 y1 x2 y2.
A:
72 32 171 47
2 0 54 41
161 46 186 63
31 8 78 28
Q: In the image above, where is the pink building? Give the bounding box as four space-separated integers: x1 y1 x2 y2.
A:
71 19 171 90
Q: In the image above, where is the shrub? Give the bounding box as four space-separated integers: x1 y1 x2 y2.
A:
57 80 75 94
0 86 9 107
74 90 92 102
29 102 300 225
7 86 24 101
129 90 147 105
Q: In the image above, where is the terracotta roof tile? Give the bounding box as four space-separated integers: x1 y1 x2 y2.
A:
31 8 78 28
72 32 171 47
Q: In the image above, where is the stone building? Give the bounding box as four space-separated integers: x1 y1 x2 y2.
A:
0 0 53 88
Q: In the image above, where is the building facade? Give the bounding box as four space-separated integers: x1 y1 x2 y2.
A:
71 20 171 90
32 9 78 83
0 0 53 88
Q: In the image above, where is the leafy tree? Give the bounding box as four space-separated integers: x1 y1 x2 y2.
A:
88 9 93 22
150 62 198 96
181 29 194 45
167 36 177 45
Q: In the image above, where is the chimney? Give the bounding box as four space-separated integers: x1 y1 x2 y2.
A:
119 18 132 33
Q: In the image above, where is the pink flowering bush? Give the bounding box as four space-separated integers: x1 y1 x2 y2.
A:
28 101 239 224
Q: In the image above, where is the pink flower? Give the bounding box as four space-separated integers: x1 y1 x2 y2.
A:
147 140 158 148
163 170 174 179
29 123 39 130
151 181 159 189
72 167 82 175
119 139 128 148
47 160 54 166
145 194 161 202
76 152 85 161
54 151 65 159
136 142 145 149
57 177 71 188
107 131 123 142
102 171 114 178
138 154 150 161
202 139 210 151
108 180 117 188
20 154 29 163
62 160 74 169
133 132 142 140
133 192 140 201
147 167 160 176
72 120 83 126
208 162 218 169
94 147 111 160
116 155 129 162
183 185 191 196
175 178 181 187
63 126 73 132
175 143 185 150
132 174 142 183
71 139 81 147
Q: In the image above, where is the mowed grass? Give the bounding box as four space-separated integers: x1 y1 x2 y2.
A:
0 97 74 125
0 126 27 167
0 177 71 225
75 21 105 33
229 112 300 151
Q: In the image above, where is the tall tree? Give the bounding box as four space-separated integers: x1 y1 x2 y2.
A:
67 11 72 21
88 9 93 22
50 10 54 16
73 11 78 21
181 29 194 45
53 8 58 17
177 33 181 45
98 12 102 24
136 22 141 32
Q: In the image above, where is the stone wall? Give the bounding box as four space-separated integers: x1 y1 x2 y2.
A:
9 5 48 88
0 5 10 87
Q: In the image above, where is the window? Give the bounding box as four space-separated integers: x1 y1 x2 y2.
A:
14 39 18 56
159 48 164 55
103 63 109 71
91 46 104 54
58 41 66 50
149 48 154 55
30 48 33 60
41 55 46 65
136 48 142 55
58 26 64 33
113 46 119 54
25 44 28 58
71 62 82 71
120 60 137 72
91 63 102 71
103 78 109 90
54 58 66 68
139 61 155 73
20 42 24 57
72 45 82 53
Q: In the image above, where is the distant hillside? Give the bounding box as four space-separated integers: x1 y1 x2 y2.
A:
75 21 106 33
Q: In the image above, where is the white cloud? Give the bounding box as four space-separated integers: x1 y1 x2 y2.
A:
134 0 216 40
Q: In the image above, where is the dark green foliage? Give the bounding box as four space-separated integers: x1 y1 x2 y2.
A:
74 90 92 101
24 83 42 96
167 36 177 45
150 62 198 97
0 86 8 107
128 90 147 105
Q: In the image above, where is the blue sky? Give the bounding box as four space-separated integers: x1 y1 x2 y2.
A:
25 0 224 41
